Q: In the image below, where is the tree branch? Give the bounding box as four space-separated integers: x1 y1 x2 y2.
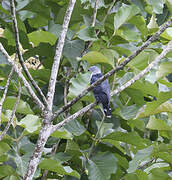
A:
0 67 14 126
81 0 116 55
46 0 76 112
10 0 47 106
52 41 172 133
52 17 172 120
111 41 172 96
0 82 21 141
24 123 52 180
91 0 99 27
23 1 76 178
0 43 44 111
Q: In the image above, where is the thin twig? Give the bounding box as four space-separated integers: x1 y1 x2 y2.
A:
0 43 44 111
10 0 47 106
0 82 21 141
88 113 105 158
52 41 172 133
46 0 76 112
64 68 71 117
111 41 172 96
91 0 99 27
0 67 14 126
81 0 116 55
52 17 172 120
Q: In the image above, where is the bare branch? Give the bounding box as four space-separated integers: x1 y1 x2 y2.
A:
82 0 116 55
91 0 99 27
52 41 172 133
46 0 76 112
52 103 96 133
111 41 172 96
0 67 14 126
24 123 52 180
10 0 47 106
0 82 21 141
52 17 172 120
23 1 76 178
41 140 60 180
0 43 44 111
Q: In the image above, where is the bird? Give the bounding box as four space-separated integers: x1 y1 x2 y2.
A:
88 66 112 117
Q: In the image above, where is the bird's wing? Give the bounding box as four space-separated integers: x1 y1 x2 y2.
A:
91 73 111 100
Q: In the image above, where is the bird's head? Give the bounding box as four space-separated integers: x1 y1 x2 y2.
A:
88 66 101 75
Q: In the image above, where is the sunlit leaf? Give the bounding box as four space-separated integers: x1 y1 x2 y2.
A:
40 158 80 178
28 30 57 46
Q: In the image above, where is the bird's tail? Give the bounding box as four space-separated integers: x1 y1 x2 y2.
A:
103 104 112 118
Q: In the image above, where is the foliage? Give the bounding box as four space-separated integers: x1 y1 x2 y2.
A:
0 0 172 179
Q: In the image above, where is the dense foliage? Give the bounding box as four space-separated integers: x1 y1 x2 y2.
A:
0 0 172 179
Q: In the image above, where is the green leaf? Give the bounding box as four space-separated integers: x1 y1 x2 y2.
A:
100 49 118 67
17 114 41 133
3 175 20 180
147 0 165 14
28 30 57 46
3 28 15 46
28 15 48 28
0 142 10 155
120 105 140 120
145 90 172 115
29 69 51 83
3 96 33 114
137 101 172 118
63 39 85 68
161 27 172 40
114 153 129 170
129 15 148 38
87 152 117 180
146 116 171 131
125 88 145 106
127 146 153 173
136 170 148 180
104 131 147 148
0 165 16 178
154 152 172 164
64 119 86 136
114 4 140 31
102 139 125 154
51 127 73 139
148 168 170 179
128 50 158 70
82 51 114 67
68 72 93 101
77 27 97 41
0 154 8 162
96 121 114 138
156 61 172 79
18 10 36 21
130 80 158 97
16 0 30 10
48 21 74 39
118 27 141 42
40 158 80 179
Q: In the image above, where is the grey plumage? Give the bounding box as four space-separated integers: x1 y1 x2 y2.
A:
89 66 112 117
